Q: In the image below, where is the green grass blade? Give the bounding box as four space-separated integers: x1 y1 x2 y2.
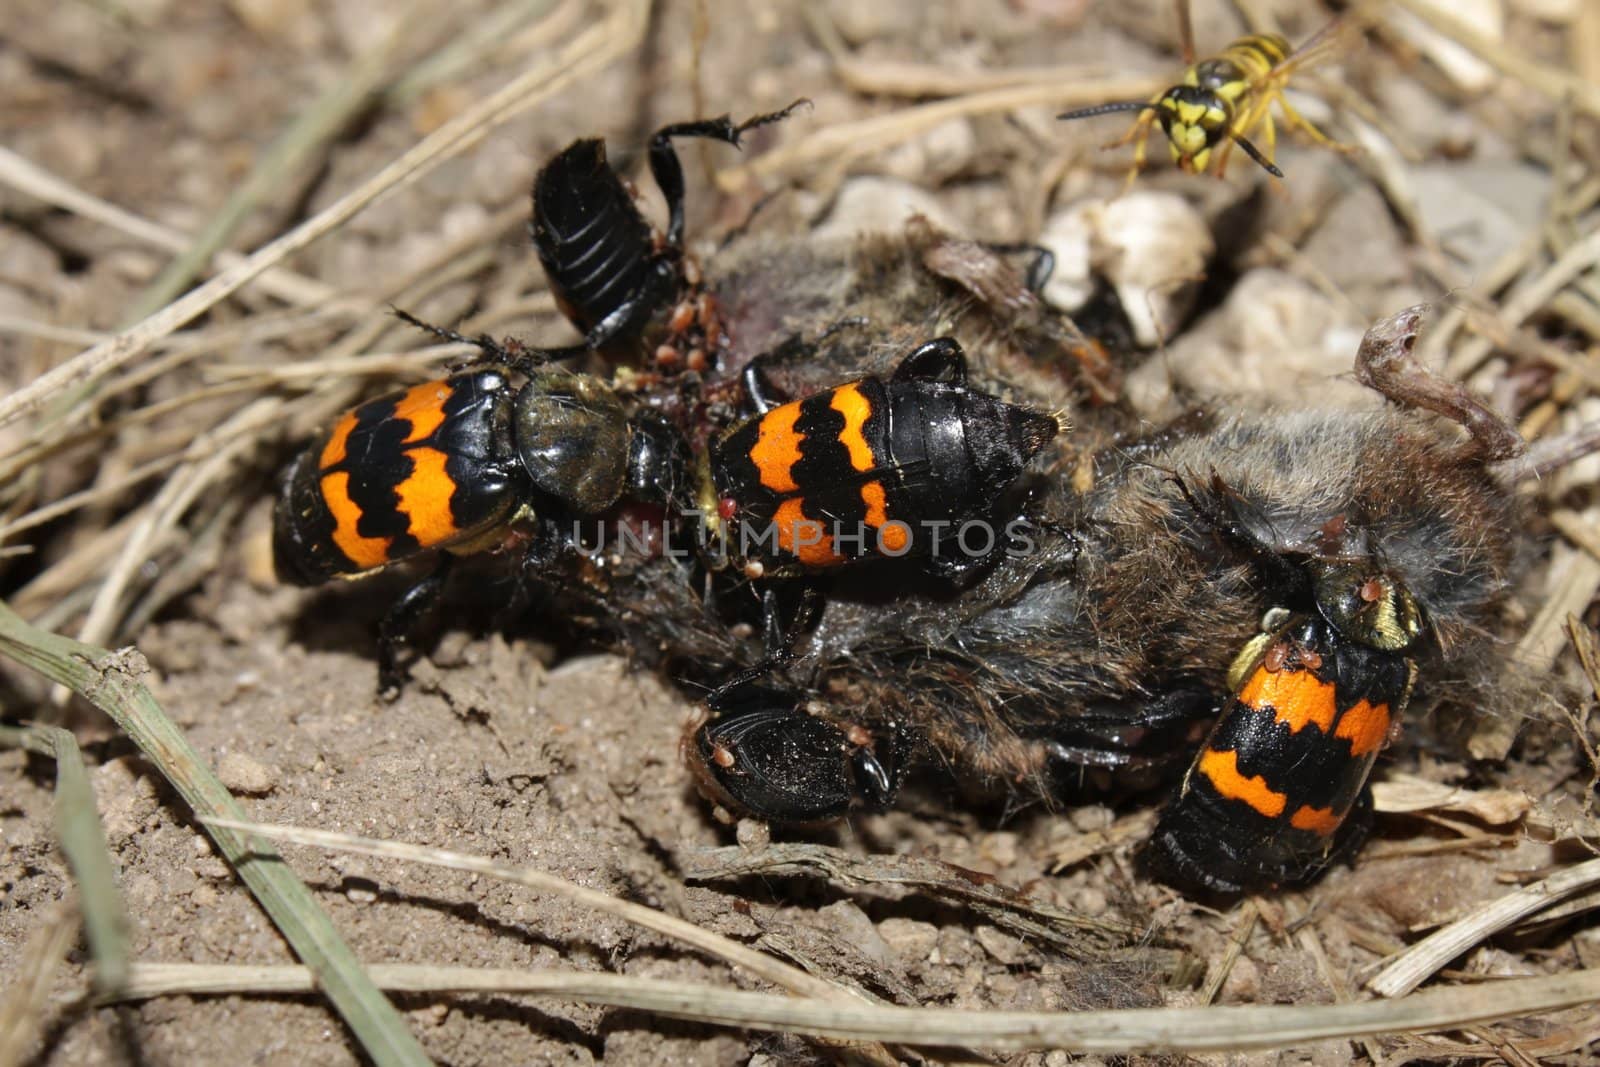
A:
0 598 431 1067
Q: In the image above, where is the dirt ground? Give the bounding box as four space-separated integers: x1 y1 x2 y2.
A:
3 0 1600 1064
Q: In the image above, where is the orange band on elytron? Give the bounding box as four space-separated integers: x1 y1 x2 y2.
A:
1238 662 1337 735
1334 698 1391 757
1198 748 1287 818
829 383 876 473
750 403 805 493
320 471 391 569
1289 804 1342 836
773 497 844 567
394 447 459 548
393 381 452 444
858 480 910 553
319 410 360 469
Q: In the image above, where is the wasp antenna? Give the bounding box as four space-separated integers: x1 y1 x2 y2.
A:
1230 132 1285 178
1058 101 1154 122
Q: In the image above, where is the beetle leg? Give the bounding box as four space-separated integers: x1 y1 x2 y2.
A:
707 584 821 702
1037 689 1214 773
648 99 810 248
892 337 968 384
391 308 577 375
377 556 453 699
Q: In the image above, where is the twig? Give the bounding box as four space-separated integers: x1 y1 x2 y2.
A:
1368 858 1600 997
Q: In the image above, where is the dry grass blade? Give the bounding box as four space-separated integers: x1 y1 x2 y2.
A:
92 959 1600 1053
1368 857 1600 998
1199 901 1257 1006
199 817 903 1067
0 146 333 308
0 901 79 1067
682 841 1146 953
1445 227 1600 380
389 0 567 103
75 398 282 649
120 3 419 324
1389 0 1600 120
0 723 129 992
0 0 650 431
0 599 431 1067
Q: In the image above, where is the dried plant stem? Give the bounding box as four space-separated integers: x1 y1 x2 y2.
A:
0 0 650 431
1199 901 1257 1005
1444 221 1600 380
74 398 283 649
0 318 109 346
97 959 1600 1054
202 817 881 1004
1369 857 1600 998
389 0 562 104
714 78 1165 192
0 901 79 1067
201 817 901 1066
0 146 332 308
1390 0 1600 120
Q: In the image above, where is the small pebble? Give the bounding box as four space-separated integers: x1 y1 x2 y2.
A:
217 751 278 796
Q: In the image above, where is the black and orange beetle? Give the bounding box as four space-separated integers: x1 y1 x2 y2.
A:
1142 566 1419 895
672 307 1525 887
531 101 807 365
683 336 1062 820
272 320 687 692
705 337 1061 577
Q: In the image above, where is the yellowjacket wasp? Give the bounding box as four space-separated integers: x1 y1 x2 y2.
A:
1060 1 1363 184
